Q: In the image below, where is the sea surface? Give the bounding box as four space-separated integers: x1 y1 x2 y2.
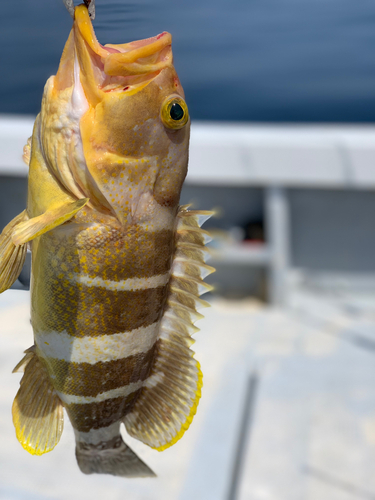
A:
1 0 375 121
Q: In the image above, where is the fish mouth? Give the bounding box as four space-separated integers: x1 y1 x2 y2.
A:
75 5 172 76
65 4 172 103
51 4 176 218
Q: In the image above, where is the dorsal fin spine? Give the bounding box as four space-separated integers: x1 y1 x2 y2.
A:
123 206 213 450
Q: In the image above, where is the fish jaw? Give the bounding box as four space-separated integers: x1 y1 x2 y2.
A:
57 5 174 106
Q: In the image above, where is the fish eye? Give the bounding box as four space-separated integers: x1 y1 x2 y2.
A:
160 95 189 130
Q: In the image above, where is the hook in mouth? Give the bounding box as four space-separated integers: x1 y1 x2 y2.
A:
63 0 95 20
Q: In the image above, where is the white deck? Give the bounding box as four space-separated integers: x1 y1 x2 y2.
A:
1 289 375 499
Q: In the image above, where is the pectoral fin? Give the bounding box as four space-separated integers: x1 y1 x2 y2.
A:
0 211 28 293
12 198 89 246
12 349 64 455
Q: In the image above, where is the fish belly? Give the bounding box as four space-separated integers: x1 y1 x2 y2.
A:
31 219 174 433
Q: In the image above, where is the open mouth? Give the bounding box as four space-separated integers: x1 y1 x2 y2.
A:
73 5 172 95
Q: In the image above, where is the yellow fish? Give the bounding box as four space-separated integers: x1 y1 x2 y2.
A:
0 3 214 477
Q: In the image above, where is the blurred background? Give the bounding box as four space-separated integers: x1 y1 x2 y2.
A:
1 0 375 499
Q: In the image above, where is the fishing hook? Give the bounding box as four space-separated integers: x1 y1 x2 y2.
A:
62 0 95 20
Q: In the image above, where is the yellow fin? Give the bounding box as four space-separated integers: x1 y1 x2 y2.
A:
170 287 211 310
175 243 211 264
172 258 215 280
123 337 203 451
166 300 205 323
23 137 32 166
12 198 89 246
163 312 200 335
123 207 213 451
170 275 214 296
12 350 64 455
177 228 212 246
177 209 214 229
12 347 35 373
0 211 28 293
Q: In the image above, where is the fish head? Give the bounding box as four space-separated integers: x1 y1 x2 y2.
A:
49 4 190 224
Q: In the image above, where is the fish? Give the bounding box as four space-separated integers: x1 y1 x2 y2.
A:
0 3 214 477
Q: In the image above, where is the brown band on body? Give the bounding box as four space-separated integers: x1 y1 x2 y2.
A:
46 342 158 396
66 391 141 432
79 228 174 281
36 283 168 337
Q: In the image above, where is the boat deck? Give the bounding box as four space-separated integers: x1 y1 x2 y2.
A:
1 288 375 500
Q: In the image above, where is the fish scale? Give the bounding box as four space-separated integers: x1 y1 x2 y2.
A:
32 219 170 432
0 4 214 477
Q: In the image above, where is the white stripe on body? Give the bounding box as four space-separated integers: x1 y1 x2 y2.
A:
36 322 160 364
74 421 121 445
70 271 170 291
57 380 144 405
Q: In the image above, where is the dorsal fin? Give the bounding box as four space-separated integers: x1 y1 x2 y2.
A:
123 207 214 450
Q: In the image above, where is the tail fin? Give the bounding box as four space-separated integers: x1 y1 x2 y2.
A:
75 435 155 477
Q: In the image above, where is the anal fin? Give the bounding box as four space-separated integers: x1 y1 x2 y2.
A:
0 211 28 293
12 349 64 455
123 206 213 451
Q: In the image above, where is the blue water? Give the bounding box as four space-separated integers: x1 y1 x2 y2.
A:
1 0 375 121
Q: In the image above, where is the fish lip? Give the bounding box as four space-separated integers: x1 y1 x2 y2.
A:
104 32 170 55
103 32 173 77
74 5 172 77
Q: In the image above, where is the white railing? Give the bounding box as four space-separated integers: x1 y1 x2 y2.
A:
1 115 374 305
